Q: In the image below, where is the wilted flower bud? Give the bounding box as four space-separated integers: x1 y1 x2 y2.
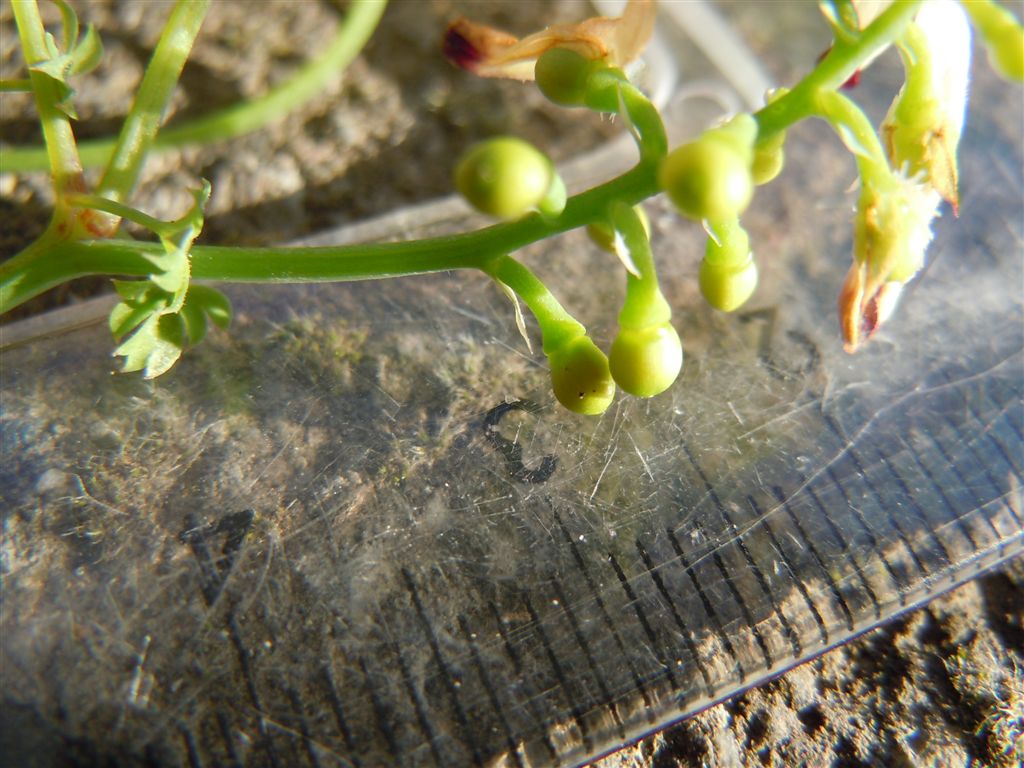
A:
445 0 654 81
838 172 940 351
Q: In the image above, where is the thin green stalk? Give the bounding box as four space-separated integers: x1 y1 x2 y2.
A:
814 89 891 184
147 0 387 147
1 163 660 313
617 80 668 162
485 256 584 354
754 0 925 139
97 0 210 202
65 194 187 237
11 0 84 197
1 0 389 174
610 202 669 330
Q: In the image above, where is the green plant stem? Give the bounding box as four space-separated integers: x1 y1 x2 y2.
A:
1 78 33 91
151 0 388 147
97 0 210 202
485 256 584 354
814 89 891 184
618 80 668 161
611 202 669 329
591 73 668 163
10 0 84 197
894 22 932 108
754 0 925 140
0 0 389 174
1 163 659 313
65 193 189 238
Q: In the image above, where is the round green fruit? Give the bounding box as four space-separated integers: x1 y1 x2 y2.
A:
752 135 786 186
535 48 600 107
700 255 758 312
659 136 754 222
609 323 683 398
548 336 616 415
455 137 554 219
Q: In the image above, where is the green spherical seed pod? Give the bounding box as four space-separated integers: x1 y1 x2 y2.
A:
752 140 785 186
700 254 758 312
537 171 567 218
609 323 683 398
707 114 758 157
659 137 754 222
583 67 627 113
455 137 554 219
548 336 616 415
535 48 598 107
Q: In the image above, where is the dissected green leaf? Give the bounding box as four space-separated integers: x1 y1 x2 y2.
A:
106 184 216 379
68 25 103 77
142 181 212 309
27 3 101 121
114 313 185 379
110 301 146 339
146 315 186 379
182 284 234 345
187 285 232 329
108 284 229 381
114 315 159 374
108 281 170 339
112 279 151 301
144 248 189 298
178 299 208 346
109 296 165 339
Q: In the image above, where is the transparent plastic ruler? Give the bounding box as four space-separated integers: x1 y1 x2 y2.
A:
2 5 1022 768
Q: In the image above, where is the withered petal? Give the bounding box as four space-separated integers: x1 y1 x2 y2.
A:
838 261 868 353
443 0 655 81
838 261 907 353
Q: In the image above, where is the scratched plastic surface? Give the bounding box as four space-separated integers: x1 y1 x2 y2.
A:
3 6 1023 768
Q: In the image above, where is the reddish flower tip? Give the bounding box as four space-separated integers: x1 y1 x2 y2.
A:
443 20 482 70
841 68 862 90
